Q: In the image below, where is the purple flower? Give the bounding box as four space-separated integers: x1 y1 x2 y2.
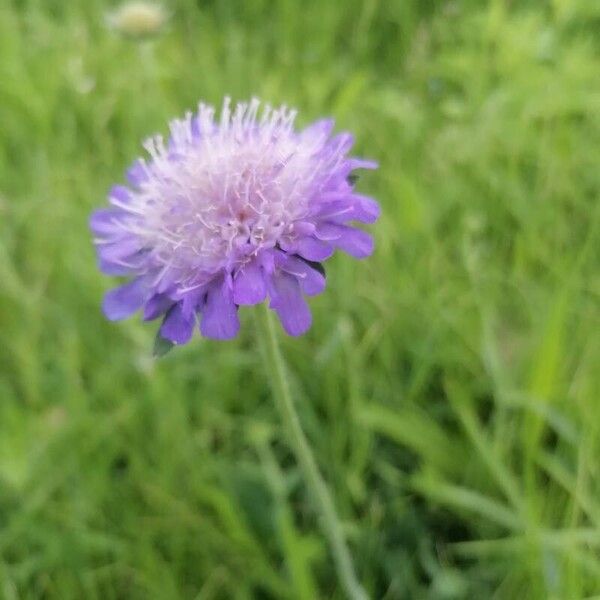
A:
91 98 379 343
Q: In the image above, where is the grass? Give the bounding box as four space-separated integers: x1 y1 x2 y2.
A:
0 0 599 597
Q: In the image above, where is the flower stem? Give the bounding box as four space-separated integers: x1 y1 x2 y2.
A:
255 304 368 600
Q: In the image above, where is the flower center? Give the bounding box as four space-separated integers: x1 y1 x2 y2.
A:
139 144 313 275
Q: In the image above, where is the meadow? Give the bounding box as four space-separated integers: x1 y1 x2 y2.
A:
0 0 599 598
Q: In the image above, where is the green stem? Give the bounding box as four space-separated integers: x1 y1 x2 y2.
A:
256 304 368 600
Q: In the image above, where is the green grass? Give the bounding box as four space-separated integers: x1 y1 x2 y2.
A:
0 0 599 597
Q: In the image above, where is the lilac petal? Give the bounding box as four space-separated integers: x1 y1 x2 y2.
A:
280 256 325 296
314 223 343 241
328 132 354 154
300 119 335 144
191 116 201 139
348 158 378 170
233 261 267 305
200 278 240 340
98 257 137 276
329 225 374 258
96 237 141 262
144 294 174 321
258 249 277 275
90 209 122 236
179 285 208 318
351 195 381 224
315 194 380 225
127 160 148 186
108 185 131 205
102 277 148 321
269 273 312 336
294 237 334 261
152 264 186 295
160 303 195 344
191 115 215 140
314 200 355 223
98 246 146 275
291 221 316 237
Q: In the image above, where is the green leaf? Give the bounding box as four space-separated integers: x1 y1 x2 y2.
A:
153 332 175 358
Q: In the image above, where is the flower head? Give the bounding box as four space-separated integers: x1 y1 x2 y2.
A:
107 2 168 39
91 98 379 343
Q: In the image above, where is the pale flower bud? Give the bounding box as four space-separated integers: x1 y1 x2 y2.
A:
107 2 168 38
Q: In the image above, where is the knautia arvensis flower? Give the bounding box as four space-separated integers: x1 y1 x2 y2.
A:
91 98 379 343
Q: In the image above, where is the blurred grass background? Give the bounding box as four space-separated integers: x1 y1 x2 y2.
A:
0 0 599 598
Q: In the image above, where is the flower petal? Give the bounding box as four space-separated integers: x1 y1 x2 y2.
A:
233 261 267 305
200 278 240 340
291 221 316 237
315 194 380 225
314 223 343 241
347 158 378 170
328 132 354 154
102 277 148 321
96 237 142 262
350 194 380 224
98 257 137 276
330 225 374 258
108 185 132 205
127 160 148 186
160 303 195 344
90 209 122 236
313 200 354 222
280 255 326 296
294 237 334 262
176 285 208 318
144 293 174 321
258 249 277 276
269 273 312 336
300 119 335 144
